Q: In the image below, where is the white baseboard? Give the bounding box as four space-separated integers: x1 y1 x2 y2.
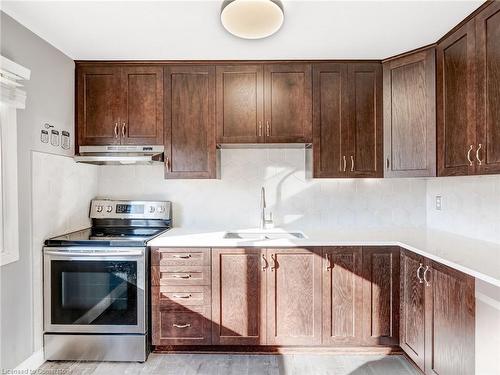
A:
14 349 44 372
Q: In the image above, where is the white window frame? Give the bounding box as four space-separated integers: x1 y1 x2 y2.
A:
0 56 30 266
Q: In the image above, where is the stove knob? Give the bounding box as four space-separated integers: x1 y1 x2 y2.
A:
96 205 103 213
149 206 155 213
106 205 113 213
157 206 165 213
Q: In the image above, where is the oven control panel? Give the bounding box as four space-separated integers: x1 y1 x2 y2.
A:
90 199 171 220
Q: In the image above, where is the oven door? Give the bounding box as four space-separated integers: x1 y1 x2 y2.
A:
43 247 146 334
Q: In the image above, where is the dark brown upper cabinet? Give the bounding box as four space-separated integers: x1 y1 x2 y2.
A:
476 1 500 175
77 65 163 147
312 64 349 178
313 62 382 178
164 65 218 179
216 65 264 144
77 66 122 146
216 63 312 144
437 20 477 177
383 48 436 178
120 66 164 145
264 64 313 143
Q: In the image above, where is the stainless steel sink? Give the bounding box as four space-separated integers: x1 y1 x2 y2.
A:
223 231 306 240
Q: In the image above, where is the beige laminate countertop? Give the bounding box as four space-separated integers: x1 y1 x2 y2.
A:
148 227 500 288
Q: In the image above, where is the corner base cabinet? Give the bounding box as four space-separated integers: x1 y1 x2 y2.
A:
400 249 475 375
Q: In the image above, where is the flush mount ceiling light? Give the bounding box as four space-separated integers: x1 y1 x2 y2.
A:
221 0 284 39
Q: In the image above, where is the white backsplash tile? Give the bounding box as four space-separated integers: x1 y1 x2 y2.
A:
427 175 500 243
98 149 427 231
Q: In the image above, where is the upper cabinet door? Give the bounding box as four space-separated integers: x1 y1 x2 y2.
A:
77 66 121 146
264 64 312 143
120 66 164 145
164 65 217 179
437 20 477 176
476 1 500 175
312 64 350 178
216 65 264 144
383 49 436 178
347 63 383 178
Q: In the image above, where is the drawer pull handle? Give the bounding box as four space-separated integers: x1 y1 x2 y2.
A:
172 274 192 279
172 294 192 299
172 323 191 329
172 254 192 259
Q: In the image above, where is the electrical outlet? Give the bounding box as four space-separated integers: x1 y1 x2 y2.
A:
435 195 442 210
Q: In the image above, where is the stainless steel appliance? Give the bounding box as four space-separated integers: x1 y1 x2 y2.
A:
43 199 172 362
74 145 164 165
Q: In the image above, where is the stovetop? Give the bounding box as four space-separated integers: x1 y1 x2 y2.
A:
44 226 171 247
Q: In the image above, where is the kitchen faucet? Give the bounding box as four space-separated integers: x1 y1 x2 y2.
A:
260 187 274 229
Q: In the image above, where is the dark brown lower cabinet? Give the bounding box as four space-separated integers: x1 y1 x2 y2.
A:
424 260 475 375
400 249 426 370
211 248 266 345
266 248 322 345
362 247 400 346
322 247 363 345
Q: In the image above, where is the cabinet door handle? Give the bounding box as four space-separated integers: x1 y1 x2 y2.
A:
172 323 191 329
172 294 192 299
423 266 430 287
261 254 268 271
467 145 474 166
172 254 191 259
343 156 346 172
166 157 171 172
121 122 126 137
258 121 263 137
325 253 332 271
476 144 483 165
172 274 191 279
270 253 277 271
416 263 424 283
386 158 390 170
114 123 119 138
266 121 270 137
350 155 355 172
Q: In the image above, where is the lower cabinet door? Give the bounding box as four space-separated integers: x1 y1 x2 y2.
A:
322 247 363 345
424 260 475 375
400 250 426 371
361 247 400 345
266 248 322 345
211 248 267 345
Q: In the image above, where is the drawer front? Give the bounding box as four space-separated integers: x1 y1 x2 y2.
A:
151 266 211 286
152 308 211 345
152 286 211 309
151 248 210 266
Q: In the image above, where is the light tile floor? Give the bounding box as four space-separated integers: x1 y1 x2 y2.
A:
39 353 420 375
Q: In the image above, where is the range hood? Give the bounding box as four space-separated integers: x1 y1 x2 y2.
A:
74 145 164 165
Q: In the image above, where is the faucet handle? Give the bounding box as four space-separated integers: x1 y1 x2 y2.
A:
264 212 274 229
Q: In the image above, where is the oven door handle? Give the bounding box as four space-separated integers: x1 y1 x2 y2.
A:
44 250 144 257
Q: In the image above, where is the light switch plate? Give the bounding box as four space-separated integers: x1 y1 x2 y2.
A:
435 195 442 210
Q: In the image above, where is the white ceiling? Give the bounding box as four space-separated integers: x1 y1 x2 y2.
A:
1 0 483 61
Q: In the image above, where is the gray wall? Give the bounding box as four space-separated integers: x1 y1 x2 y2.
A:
0 12 75 369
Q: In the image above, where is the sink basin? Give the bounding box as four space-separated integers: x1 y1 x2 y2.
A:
223 231 306 240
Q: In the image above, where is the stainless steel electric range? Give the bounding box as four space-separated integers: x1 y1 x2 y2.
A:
43 199 172 362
